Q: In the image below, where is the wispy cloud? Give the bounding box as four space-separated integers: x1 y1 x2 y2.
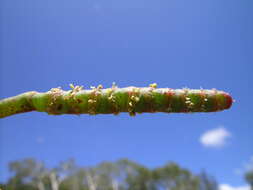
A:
200 127 231 148
244 156 253 171
219 184 250 190
235 155 253 175
36 137 45 144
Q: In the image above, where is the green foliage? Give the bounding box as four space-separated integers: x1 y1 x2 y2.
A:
153 162 199 190
245 170 253 190
198 171 218 190
1 158 219 190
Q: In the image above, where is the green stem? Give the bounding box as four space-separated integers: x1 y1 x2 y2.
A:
0 84 233 118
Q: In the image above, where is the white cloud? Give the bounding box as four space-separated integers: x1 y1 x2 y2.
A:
219 184 250 190
200 127 231 148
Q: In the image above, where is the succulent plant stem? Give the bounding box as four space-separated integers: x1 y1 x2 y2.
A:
0 84 233 118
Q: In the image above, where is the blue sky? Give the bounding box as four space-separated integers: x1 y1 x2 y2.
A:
0 0 252 188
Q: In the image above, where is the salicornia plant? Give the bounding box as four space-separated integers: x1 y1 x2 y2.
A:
0 83 233 118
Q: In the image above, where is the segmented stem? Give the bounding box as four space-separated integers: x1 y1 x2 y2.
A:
0 84 233 118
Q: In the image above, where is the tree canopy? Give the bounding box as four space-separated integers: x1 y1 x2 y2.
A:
0 158 219 190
